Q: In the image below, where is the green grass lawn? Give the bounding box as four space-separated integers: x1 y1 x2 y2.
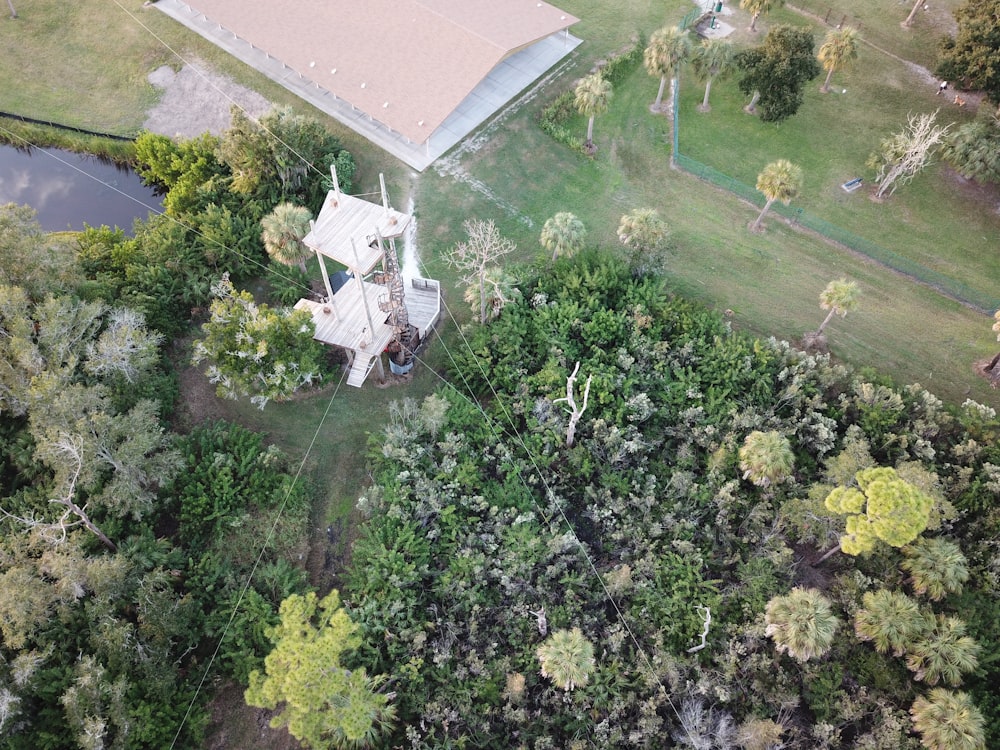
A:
414 0 1000 407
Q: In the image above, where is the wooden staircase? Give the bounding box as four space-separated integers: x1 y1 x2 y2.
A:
346 353 377 387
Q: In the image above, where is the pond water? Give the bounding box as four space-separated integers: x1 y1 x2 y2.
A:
0 144 163 233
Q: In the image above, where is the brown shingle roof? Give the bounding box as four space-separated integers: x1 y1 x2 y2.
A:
181 0 579 144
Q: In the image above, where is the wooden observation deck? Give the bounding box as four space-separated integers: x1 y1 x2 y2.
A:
295 168 440 387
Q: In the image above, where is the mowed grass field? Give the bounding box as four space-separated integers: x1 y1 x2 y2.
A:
416 0 1000 407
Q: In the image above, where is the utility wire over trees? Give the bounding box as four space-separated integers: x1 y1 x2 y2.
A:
867 111 951 200
191 274 325 409
245 591 396 749
444 218 518 325
261 202 313 273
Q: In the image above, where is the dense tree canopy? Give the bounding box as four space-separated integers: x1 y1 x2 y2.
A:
343 249 1000 748
737 25 821 122
935 0 1000 103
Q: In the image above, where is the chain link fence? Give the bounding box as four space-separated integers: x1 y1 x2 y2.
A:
672 151 1000 314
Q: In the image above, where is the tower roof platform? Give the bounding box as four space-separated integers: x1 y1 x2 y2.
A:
303 190 411 275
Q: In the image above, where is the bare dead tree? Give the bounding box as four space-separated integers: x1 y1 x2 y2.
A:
444 219 516 324
869 111 951 199
686 606 713 653
2 433 117 551
553 362 592 448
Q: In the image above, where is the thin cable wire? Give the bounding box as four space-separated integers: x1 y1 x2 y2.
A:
103 0 691 729
405 277 686 721
169 366 348 749
0 122 316 297
112 0 331 188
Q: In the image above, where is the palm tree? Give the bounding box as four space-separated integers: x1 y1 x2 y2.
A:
751 159 803 232
536 627 595 690
617 208 669 254
907 614 980 686
902 538 970 601
765 587 839 662
574 72 613 149
854 589 927 657
261 202 313 273
692 39 737 112
739 430 794 488
910 689 986 750
816 279 860 334
740 0 786 32
643 27 692 110
818 27 860 93
540 212 586 263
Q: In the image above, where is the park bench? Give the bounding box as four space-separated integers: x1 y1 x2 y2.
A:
841 177 863 193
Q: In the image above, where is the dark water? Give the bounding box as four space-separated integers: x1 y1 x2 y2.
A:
0 144 163 233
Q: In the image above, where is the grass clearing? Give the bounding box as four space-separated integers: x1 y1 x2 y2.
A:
417 0 1000 406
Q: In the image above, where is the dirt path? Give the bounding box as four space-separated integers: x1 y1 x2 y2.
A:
144 60 273 138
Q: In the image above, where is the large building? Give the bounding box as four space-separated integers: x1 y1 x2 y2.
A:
156 0 581 170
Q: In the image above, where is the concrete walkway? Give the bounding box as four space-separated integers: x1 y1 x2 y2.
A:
155 0 582 171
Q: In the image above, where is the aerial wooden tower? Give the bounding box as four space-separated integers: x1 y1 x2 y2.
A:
293 167 439 387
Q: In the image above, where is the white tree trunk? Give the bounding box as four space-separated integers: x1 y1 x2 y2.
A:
821 68 834 93
903 0 922 27
752 198 775 231
654 76 667 108
701 77 714 110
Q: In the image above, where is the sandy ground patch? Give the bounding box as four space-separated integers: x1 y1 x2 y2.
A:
144 61 273 139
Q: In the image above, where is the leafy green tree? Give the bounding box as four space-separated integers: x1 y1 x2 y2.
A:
540 212 587 263
751 159 803 232
737 26 821 122
740 0 786 32
574 72 613 149
83 307 164 384
818 27 860 93
536 627 596 690
0 203 80 296
261 202 313 273
941 104 1000 185
815 278 860 335
910 689 986 750
935 0 1000 102
739 430 794 487
765 587 839 662
191 275 325 409
245 591 395 749
445 218 517 324
902 538 970 601
692 39 737 112
907 615 980 686
217 106 354 209
133 131 224 216
854 589 926 656
825 467 935 556
644 26 692 110
868 111 951 199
